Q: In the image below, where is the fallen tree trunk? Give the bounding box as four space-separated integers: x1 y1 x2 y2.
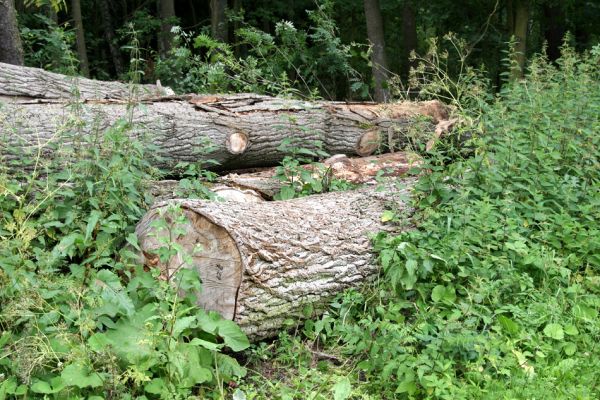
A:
0 62 172 100
135 180 414 339
1 85 449 172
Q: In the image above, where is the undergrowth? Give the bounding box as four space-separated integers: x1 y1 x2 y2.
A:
234 44 600 399
0 86 249 398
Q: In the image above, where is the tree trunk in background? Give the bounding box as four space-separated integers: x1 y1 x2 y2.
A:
158 0 176 58
71 0 89 77
543 3 566 62
0 0 24 66
510 0 529 80
401 2 417 79
99 0 123 76
136 181 414 339
233 0 246 56
211 0 228 42
364 0 389 102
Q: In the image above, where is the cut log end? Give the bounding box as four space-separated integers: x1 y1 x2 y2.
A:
137 208 243 320
226 132 249 154
356 129 381 156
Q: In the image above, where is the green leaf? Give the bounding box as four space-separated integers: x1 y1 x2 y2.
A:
61 363 103 388
85 210 102 242
497 315 520 336
30 377 65 394
543 323 564 340
216 320 250 351
332 376 352 400
145 378 166 395
573 304 598 321
563 342 577 356
431 285 456 304
190 338 223 351
564 324 579 336
171 316 196 338
381 210 395 222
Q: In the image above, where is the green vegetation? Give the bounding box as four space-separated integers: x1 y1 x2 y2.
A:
232 44 600 399
1 0 600 398
0 101 249 398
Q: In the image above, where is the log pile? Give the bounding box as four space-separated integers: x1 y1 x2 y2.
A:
0 64 452 340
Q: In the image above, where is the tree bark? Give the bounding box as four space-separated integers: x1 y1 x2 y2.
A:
0 65 449 172
0 0 24 66
1 91 448 172
364 0 389 102
0 62 172 99
510 0 529 80
211 0 228 42
158 0 176 58
135 180 414 339
219 152 420 199
98 0 123 76
71 0 90 77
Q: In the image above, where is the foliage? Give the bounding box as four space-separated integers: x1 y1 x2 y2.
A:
294 44 600 399
19 13 77 74
273 135 356 200
152 0 363 99
0 93 248 399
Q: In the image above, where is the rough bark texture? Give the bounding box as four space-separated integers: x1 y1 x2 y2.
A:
71 0 90 77
0 0 24 66
364 0 389 102
0 62 171 100
136 180 414 339
1 89 449 171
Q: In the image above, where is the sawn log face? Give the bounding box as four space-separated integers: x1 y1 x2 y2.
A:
136 180 414 339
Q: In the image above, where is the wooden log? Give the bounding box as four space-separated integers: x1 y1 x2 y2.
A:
0 66 450 172
0 62 172 100
135 180 414 339
148 152 420 201
219 152 421 198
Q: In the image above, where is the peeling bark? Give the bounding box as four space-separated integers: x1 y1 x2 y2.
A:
136 180 414 339
1 87 448 172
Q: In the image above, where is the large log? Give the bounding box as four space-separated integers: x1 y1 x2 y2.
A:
135 180 414 339
0 66 450 172
0 62 172 100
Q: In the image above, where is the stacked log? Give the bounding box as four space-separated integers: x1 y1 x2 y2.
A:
0 63 450 172
0 63 446 340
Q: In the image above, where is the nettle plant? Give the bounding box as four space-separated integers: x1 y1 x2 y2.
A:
0 80 249 399
272 125 354 200
303 43 600 399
